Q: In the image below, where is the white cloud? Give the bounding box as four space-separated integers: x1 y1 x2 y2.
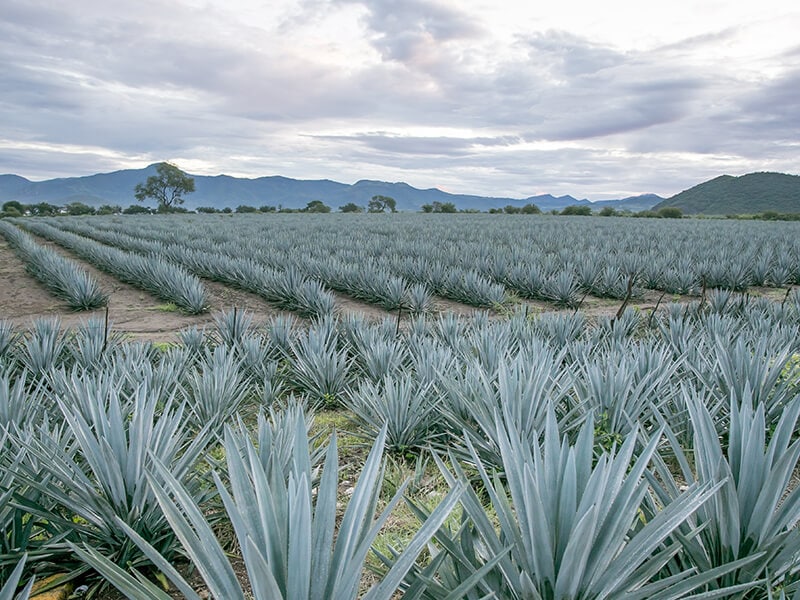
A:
0 0 798 198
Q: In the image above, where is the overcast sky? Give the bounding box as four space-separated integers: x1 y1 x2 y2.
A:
1 0 798 199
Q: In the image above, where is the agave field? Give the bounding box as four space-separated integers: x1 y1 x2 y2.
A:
1 214 800 599
4 214 800 317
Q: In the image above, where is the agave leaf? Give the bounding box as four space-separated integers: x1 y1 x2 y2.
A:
146 462 245 600
69 544 177 600
0 555 33 600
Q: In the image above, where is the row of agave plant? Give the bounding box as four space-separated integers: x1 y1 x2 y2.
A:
28 218 422 316
28 213 800 312
9 220 208 314
1 291 800 598
0 221 107 311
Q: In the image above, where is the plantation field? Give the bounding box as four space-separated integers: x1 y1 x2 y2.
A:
2 214 800 338
2 214 800 599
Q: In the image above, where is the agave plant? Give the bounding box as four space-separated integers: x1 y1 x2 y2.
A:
213 308 256 347
649 394 800 597
0 417 85 584
438 348 579 472
184 344 251 428
0 321 16 363
0 370 40 429
11 380 216 590
406 282 433 315
17 317 68 376
68 317 124 371
74 422 463 600
571 342 680 440
287 322 351 406
390 412 754 600
542 270 581 308
692 336 797 425
344 375 441 456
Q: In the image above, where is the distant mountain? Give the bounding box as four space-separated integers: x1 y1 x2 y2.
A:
653 172 800 215
0 174 31 196
0 165 663 212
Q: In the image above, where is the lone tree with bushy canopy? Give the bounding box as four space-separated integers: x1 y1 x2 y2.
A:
135 162 195 212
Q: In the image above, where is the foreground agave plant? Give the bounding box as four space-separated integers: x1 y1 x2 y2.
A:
75 416 463 599
12 379 215 584
650 393 800 596
388 412 755 600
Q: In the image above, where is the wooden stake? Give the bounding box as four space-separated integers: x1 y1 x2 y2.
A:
102 304 109 353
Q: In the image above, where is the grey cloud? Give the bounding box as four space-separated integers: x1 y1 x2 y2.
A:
525 30 626 77
340 0 481 64
309 133 523 155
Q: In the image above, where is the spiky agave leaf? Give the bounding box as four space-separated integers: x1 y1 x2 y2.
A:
0 555 34 600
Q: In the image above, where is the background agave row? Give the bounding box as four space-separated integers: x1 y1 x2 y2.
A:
0 221 107 311
9 213 800 317
12 220 208 314
1 289 800 598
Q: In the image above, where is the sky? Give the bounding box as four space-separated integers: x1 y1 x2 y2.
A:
1 0 799 200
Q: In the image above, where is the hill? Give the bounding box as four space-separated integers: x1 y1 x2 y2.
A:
0 165 662 212
653 172 800 215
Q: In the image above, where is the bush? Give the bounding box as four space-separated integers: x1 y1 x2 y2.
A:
657 207 683 218
560 205 592 216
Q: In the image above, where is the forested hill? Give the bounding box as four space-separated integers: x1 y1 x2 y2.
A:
653 172 800 215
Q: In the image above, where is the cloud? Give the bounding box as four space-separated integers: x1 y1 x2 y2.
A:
309 133 522 156
0 0 798 198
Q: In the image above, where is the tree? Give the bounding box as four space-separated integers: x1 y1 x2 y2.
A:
235 205 258 213
134 162 195 211
422 201 457 213
598 206 618 217
2 201 25 214
339 202 363 213
368 195 396 213
29 202 60 216
97 204 122 215
122 204 152 214
65 201 95 216
560 205 592 216
304 200 331 213
520 203 541 214
657 207 683 219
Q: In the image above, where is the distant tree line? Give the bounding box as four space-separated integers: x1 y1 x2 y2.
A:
19 197 800 220
1 199 686 219
0 200 154 218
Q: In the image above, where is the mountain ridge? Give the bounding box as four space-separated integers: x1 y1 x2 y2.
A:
653 172 800 214
0 165 661 212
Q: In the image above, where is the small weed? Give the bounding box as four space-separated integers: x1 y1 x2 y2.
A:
155 302 179 312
